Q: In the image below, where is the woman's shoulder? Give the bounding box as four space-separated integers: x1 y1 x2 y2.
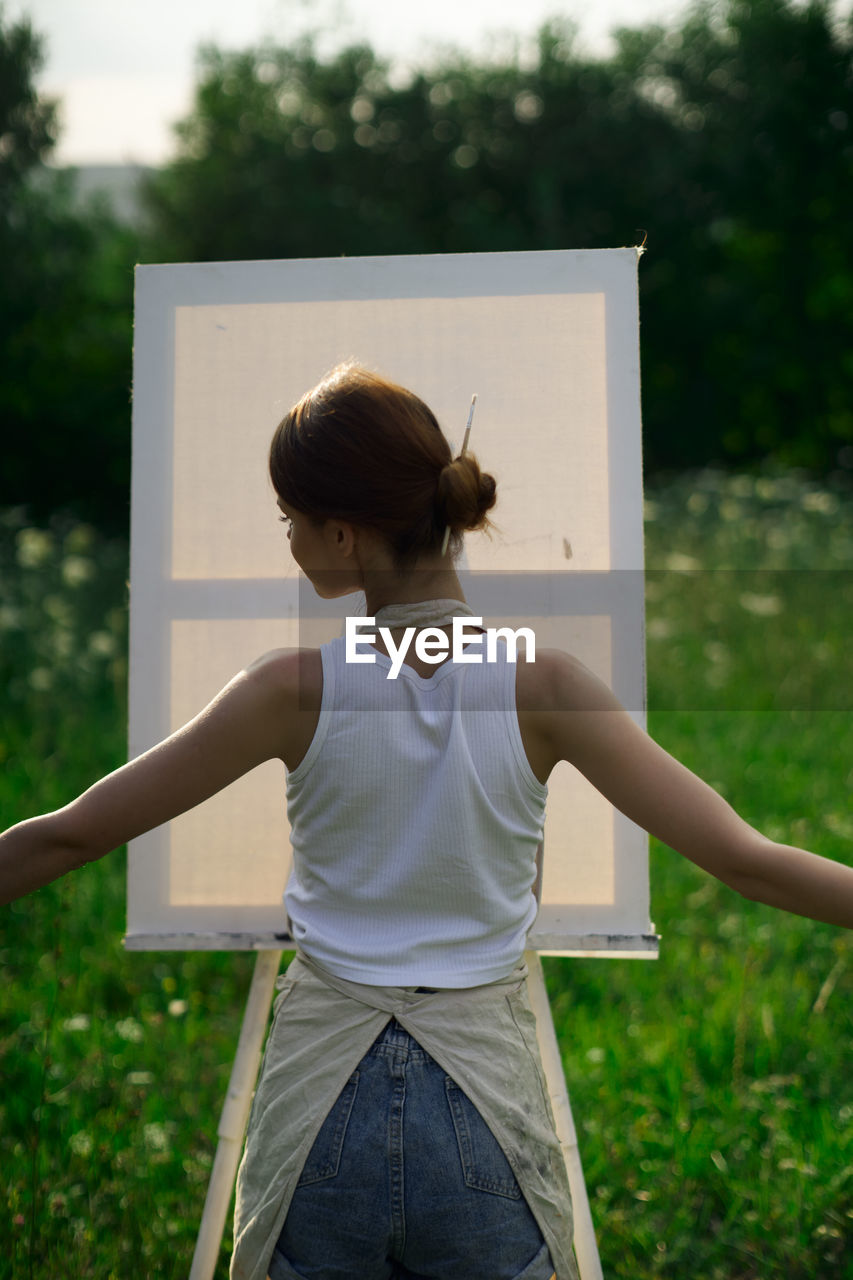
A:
241 649 325 771
514 647 632 782
515 647 614 714
243 647 324 709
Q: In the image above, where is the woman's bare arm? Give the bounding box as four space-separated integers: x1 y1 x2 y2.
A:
0 650 303 905
529 649 853 929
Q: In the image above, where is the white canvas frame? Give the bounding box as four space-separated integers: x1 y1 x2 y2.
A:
127 249 657 957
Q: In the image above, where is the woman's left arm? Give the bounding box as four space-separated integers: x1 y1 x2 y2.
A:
534 649 853 929
0 650 298 905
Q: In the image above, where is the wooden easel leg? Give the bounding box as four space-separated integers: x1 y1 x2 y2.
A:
525 950 605 1280
189 949 283 1280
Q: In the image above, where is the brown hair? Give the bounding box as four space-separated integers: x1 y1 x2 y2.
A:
269 363 498 572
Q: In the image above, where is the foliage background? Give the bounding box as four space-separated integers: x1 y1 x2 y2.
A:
2 477 851 1278
1 0 853 527
1 0 852 1276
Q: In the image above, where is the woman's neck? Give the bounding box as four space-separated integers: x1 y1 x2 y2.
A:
361 562 467 617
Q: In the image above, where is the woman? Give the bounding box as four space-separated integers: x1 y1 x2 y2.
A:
1 364 851 1280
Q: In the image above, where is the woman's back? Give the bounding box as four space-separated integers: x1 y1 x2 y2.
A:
282 625 548 987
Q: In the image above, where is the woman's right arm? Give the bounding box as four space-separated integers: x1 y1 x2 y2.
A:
0 649 306 905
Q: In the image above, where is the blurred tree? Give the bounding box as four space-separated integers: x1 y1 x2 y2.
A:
611 0 853 470
0 11 138 530
0 11 55 201
2 2 850 529
144 27 679 260
145 1 853 476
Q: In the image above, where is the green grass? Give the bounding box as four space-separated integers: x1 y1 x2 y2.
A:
1 470 852 1279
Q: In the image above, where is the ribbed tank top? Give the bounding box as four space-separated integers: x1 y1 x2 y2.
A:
283 633 548 987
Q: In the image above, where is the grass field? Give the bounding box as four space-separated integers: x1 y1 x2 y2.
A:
1 469 852 1279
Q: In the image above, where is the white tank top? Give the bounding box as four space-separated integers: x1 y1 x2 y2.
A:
283 634 548 987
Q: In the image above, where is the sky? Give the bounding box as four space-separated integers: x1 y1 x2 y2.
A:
6 0 693 166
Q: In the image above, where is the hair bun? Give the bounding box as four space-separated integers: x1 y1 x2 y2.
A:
270 362 499 570
435 452 498 536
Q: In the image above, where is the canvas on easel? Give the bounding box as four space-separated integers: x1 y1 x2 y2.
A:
128 248 656 1280
129 248 654 955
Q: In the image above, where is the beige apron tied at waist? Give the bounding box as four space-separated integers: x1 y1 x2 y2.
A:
230 950 579 1280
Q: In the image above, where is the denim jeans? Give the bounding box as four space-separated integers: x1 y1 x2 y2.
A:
268 1018 555 1280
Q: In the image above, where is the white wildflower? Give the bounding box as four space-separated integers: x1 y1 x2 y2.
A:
16 528 54 569
69 1131 93 1157
801 490 838 516
739 592 782 616
115 1017 144 1043
88 630 116 658
144 1122 172 1152
61 555 94 587
665 552 701 570
63 1014 91 1032
686 492 709 515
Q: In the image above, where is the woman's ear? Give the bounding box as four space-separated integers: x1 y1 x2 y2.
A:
323 518 360 559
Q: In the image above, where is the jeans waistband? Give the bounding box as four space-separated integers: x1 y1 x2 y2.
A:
369 1017 432 1063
